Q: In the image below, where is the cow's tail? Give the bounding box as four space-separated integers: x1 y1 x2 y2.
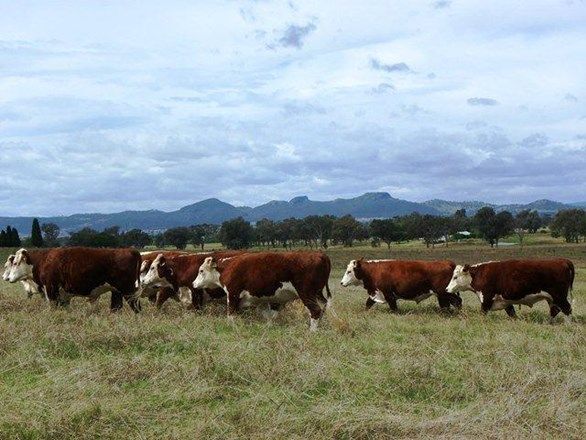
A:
568 260 575 305
325 282 332 299
133 253 142 297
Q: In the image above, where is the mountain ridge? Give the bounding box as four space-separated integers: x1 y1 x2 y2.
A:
0 193 579 234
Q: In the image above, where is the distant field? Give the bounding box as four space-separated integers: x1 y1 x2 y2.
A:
0 242 584 439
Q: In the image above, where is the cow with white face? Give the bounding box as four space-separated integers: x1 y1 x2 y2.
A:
2 254 14 282
7 249 34 284
341 258 461 312
140 251 241 310
446 259 574 322
194 251 332 331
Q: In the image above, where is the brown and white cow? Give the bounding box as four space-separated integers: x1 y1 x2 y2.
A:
3 251 48 299
140 251 244 309
139 251 190 308
7 247 142 312
192 251 332 331
446 259 574 322
340 259 462 312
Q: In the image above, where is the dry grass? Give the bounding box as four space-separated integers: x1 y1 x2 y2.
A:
0 243 584 439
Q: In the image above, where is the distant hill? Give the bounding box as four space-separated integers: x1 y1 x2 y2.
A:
0 193 580 235
424 198 574 216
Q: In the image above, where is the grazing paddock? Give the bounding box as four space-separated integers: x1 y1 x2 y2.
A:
0 244 584 439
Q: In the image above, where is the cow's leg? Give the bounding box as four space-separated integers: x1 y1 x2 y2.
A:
505 305 517 318
298 293 324 332
549 304 561 324
365 297 376 309
155 287 174 309
190 287 204 310
382 291 398 312
554 296 572 324
436 293 451 311
123 293 141 313
45 284 61 309
480 296 493 314
110 291 124 311
226 290 240 321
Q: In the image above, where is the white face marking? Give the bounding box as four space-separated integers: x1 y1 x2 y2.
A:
2 255 14 281
193 257 221 289
341 260 362 287
446 265 473 293
7 249 33 283
140 254 170 288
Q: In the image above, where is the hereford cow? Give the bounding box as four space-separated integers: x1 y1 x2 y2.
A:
192 251 332 331
3 251 47 299
340 259 462 312
7 247 142 312
446 259 574 322
140 251 243 309
139 251 190 308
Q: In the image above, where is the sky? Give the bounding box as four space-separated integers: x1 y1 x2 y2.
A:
1 0 585 216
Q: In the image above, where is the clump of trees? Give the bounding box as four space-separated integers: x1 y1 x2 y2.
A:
550 209 586 243
68 226 151 248
0 226 21 247
18 205 583 251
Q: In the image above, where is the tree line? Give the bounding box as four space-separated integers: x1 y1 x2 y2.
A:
2 207 585 250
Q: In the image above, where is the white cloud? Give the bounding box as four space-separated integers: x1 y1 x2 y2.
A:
0 0 585 216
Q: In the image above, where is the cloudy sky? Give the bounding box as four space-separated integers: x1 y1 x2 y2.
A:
1 0 585 216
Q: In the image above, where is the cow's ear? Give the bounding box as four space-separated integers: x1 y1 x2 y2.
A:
463 264 471 272
20 249 30 264
211 258 217 268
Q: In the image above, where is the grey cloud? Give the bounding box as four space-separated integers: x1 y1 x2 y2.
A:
467 97 499 106
370 58 412 73
432 1 452 9
518 133 549 148
370 83 395 94
278 22 317 48
564 93 578 103
282 101 327 116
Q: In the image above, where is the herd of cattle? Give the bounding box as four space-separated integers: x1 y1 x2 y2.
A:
1 247 576 330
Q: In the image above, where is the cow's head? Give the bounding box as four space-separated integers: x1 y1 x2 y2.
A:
140 254 173 288
446 264 474 293
7 249 33 283
139 259 153 286
193 256 221 289
2 254 15 281
340 259 364 287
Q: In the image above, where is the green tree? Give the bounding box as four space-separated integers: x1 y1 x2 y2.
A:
474 207 514 247
121 229 152 248
30 218 44 247
332 215 363 247
163 227 192 250
41 223 60 247
550 209 586 243
304 215 335 248
369 219 405 249
219 217 254 249
255 218 277 247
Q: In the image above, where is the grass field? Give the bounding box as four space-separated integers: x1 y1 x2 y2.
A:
0 242 584 439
